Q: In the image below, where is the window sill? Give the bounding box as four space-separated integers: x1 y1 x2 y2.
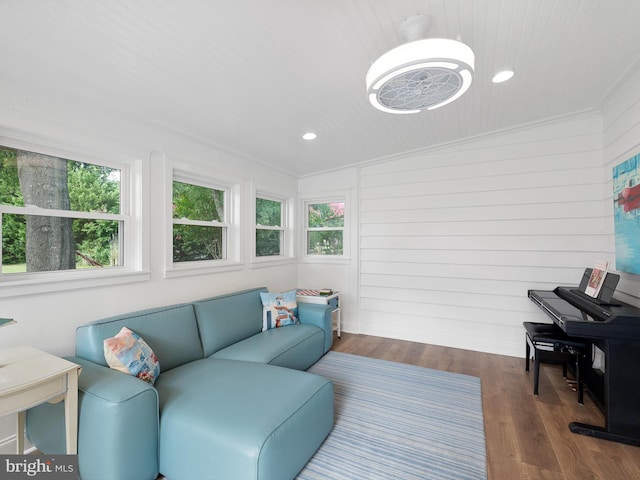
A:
164 260 244 278
0 269 151 298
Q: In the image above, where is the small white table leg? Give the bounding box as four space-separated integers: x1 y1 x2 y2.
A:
16 411 25 454
64 370 79 454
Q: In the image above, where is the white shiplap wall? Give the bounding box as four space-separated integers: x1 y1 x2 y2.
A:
358 113 607 357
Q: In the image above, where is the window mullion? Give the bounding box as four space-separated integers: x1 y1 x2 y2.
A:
173 218 229 228
256 225 284 231
307 227 343 232
1 205 127 221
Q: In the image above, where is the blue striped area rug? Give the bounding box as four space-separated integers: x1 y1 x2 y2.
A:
297 351 487 480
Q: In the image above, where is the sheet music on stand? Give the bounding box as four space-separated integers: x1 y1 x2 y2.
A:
570 265 621 306
584 260 609 298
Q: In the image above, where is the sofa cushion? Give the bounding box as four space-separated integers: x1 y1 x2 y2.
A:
211 324 324 370
104 327 160 384
193 287 266 357
260 289 299 330
156 358 334 480
76 304 203 372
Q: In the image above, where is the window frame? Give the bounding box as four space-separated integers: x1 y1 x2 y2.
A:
254 192 285 258
301 195 349 262
251 186 294 266
0 135 148 297
165 168 242 277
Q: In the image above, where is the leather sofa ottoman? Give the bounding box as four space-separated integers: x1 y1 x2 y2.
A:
157 358 334 480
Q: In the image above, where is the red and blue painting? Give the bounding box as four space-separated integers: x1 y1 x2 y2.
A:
613 153 640 275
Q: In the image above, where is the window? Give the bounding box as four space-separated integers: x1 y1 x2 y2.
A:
0 146 126 274
305 200 345 255
255 196 284 257
172 178 228 263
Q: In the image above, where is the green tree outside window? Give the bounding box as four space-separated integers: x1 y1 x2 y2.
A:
0 147 121 273
256 197 283 257
172 180 226 262
307 202 344 255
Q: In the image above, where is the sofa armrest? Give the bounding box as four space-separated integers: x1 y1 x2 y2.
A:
26 357 159 480
298 303 333 353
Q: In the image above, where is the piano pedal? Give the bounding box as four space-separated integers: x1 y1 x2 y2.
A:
566 379 578 392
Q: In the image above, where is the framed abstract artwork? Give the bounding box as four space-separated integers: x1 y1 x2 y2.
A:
613 153 640 275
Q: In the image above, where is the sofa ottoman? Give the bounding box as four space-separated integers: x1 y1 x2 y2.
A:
157 358 334 480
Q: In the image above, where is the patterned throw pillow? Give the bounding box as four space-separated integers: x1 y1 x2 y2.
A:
260 290 300 330
103 327 160 384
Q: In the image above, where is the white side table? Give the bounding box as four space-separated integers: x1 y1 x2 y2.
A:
0 346 81 454
296 291 341 337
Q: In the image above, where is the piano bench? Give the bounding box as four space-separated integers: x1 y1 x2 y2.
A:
523 321 588 404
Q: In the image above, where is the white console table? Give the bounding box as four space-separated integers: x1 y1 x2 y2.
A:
0 346 81 454
296 291 341 337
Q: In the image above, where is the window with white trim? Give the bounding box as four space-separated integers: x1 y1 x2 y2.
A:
172 177 229 263
304 200 345 255
0 145 128 275
255 195 285 257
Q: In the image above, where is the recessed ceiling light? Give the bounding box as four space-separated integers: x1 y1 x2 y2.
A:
492 69 515 83
302 132 317 141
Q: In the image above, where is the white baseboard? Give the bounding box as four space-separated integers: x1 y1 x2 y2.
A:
0 434 17 454
0 433 37 454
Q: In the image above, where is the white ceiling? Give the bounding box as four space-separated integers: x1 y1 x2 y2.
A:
1 1 640 176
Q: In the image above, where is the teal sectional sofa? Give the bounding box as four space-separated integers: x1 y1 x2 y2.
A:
26 287 335 480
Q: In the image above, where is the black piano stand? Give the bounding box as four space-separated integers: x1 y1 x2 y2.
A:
569 422 640 447
528 289 640 447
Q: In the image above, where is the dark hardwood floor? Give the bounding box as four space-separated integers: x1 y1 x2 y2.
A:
332 333 640 480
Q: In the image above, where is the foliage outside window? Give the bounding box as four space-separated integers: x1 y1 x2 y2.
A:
0 146 123 274
306 201 344 255
172 179 227 263
255 196 284 257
